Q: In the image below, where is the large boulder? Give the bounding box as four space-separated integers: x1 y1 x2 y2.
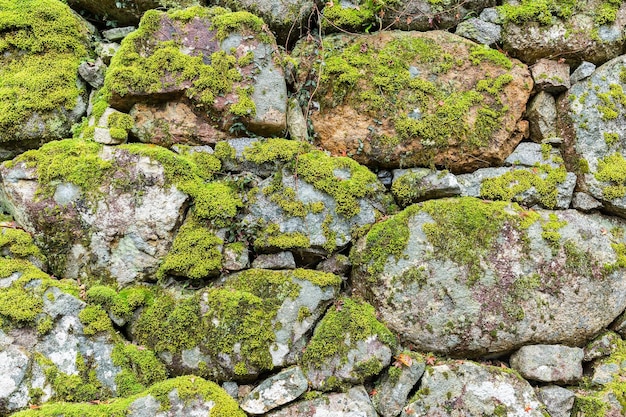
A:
265 386 378 417
401 361 546 416
0 0 90 160
105 6 287 145
294 30 532 173
0 140 243 286
499 0 626 64
352 197 626 357
560 54 626 218
129 268 342 381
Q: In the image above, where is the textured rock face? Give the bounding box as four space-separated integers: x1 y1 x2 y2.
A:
105 6 287 143
296 30 532 173
240 366 308 414
510 345 584 383
500 0 626 64
401 361 545 416
67 0 164 26
0 0 90 160
352 197 626 357
266 386 378 417
561 54 626 218
0 141 188 285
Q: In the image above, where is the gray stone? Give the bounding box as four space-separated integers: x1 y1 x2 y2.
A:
572 192 603 212
0 346 30 412
530 59 570 93
86 107 131 145
222 243 250 272
102 26 136 41
401 361 545 417
222 381 238 399
479 7 503 24
571 61 596 84
287 98 308 142
95 42 120 65
53 183 82 206
316 254 351 277
536 385 575 417
78 57 106 89
377 170 393 187
527 92 557 142
504 142 561 168
252 252 296 270
584 332 622 361
455 18 501 45
266 386 377 417
241 366 308 414
510 345 584 383
591 363 620 385
352 200 626 357
372 353 426 417
391 168 461 207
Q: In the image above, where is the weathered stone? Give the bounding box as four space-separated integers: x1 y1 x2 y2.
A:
252 251 296 269
527 92 557 142
316 254 351 277
78 58 106 89
572 192 603 212
102 26 136 41
265 386 378 417
391 168 461 207
455 17 501 45
504 142 562 168
105 6 286 140
67 0 194 27
500 0 626 64
536 385 576 417
584 332 622 361
530 58 570 93
295 30 532 173
95 41 120 65
241 366 308 414
287 98 308 142
372 352 425 417
571 61 597 85
86 107 132 145
479 7 503 24
401 361 545 416
591 362 620 385
510 344 584 383
222 243 250 272
352 197 626 357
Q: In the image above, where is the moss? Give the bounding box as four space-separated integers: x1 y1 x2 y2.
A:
37 353 108 403
322 1 375 32
214 141 236 161
595 152 626 200
86 285 151 323
255 223 311 250
479 164 568 209
301 297 396 390
107 112 134 141
12 375 245 417
78 305 113 336
0 227 46 263
36 315 53 335
11 139 113 199
497 0 578 25
597 83 626 122
111 343 168 397
604 132 620 147
540 213 567 249
0 0 89 140
390 169 430 207
105 6 266 118
242 138 310 164
0 286 43 324
469 45 513 70
157 215 223 280
297 306 312 322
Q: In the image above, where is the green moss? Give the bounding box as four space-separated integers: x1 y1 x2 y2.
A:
297 306 312 322
37 353 108 403
86 285 151 323
322 1 375 32
597 83 626 121
497 0 578 25
105 7 266 118
0 286 43 324
604 132 620 147
479 164 568 209
243 138 310 164
255 223 311 250
595 152 626 200
0 227 46 263
469 45 513 70
157 215 223 279
78 305 113 336
541 213 567 249
302 297 396 390
11 139 112 199
390 169 430 207
111 343 168 397
36 315 53 335
0 0 89 140
214 141 236 160
107 112 134 141
12 375 245 417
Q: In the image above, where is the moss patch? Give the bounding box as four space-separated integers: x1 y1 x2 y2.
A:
111 343 168 397
594 152 626 200
0 0 89 140
0 226 46 264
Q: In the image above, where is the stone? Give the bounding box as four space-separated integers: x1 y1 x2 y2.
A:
571 61 597 85
265 386 378 417
584 332 622 361
95 41 120 65
287 98 308 142
536 385 576 417
252 251 296 269
510 344 584 383
87 107 132 145
240 366 308 414
559 55 626 218
504 142 562 168
527 92 557 142
295 30 532 173
222 381 239 399
78 58 106 89
316 254 351 277
372 352 426 417
401 361 545 416
530 59 571 93
391 168 461 207
351 197 626 357
479 7 503 24
66 0 164 27
572 192 603 212
455 17 501 45
222 243 250 272
591 363 620 385
500 0 626 64
105 6 287 140
101 26 136 41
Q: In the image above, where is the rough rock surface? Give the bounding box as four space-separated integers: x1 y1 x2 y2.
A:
296 30 532 173
105 6 287 142
372 352 425 417
240 366 308 414
500 0 626 64
527 91 557 142
401 361 545 416
530 58 570 93
510 344 584 383
265 386 378 417
455 17 502 45
536 385 576 417
391 168 461 207
352 197 626 357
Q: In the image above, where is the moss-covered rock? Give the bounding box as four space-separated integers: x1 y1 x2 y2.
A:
105 6 287 143
351 197 626 357
0 0 90 159
294 30 532 173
